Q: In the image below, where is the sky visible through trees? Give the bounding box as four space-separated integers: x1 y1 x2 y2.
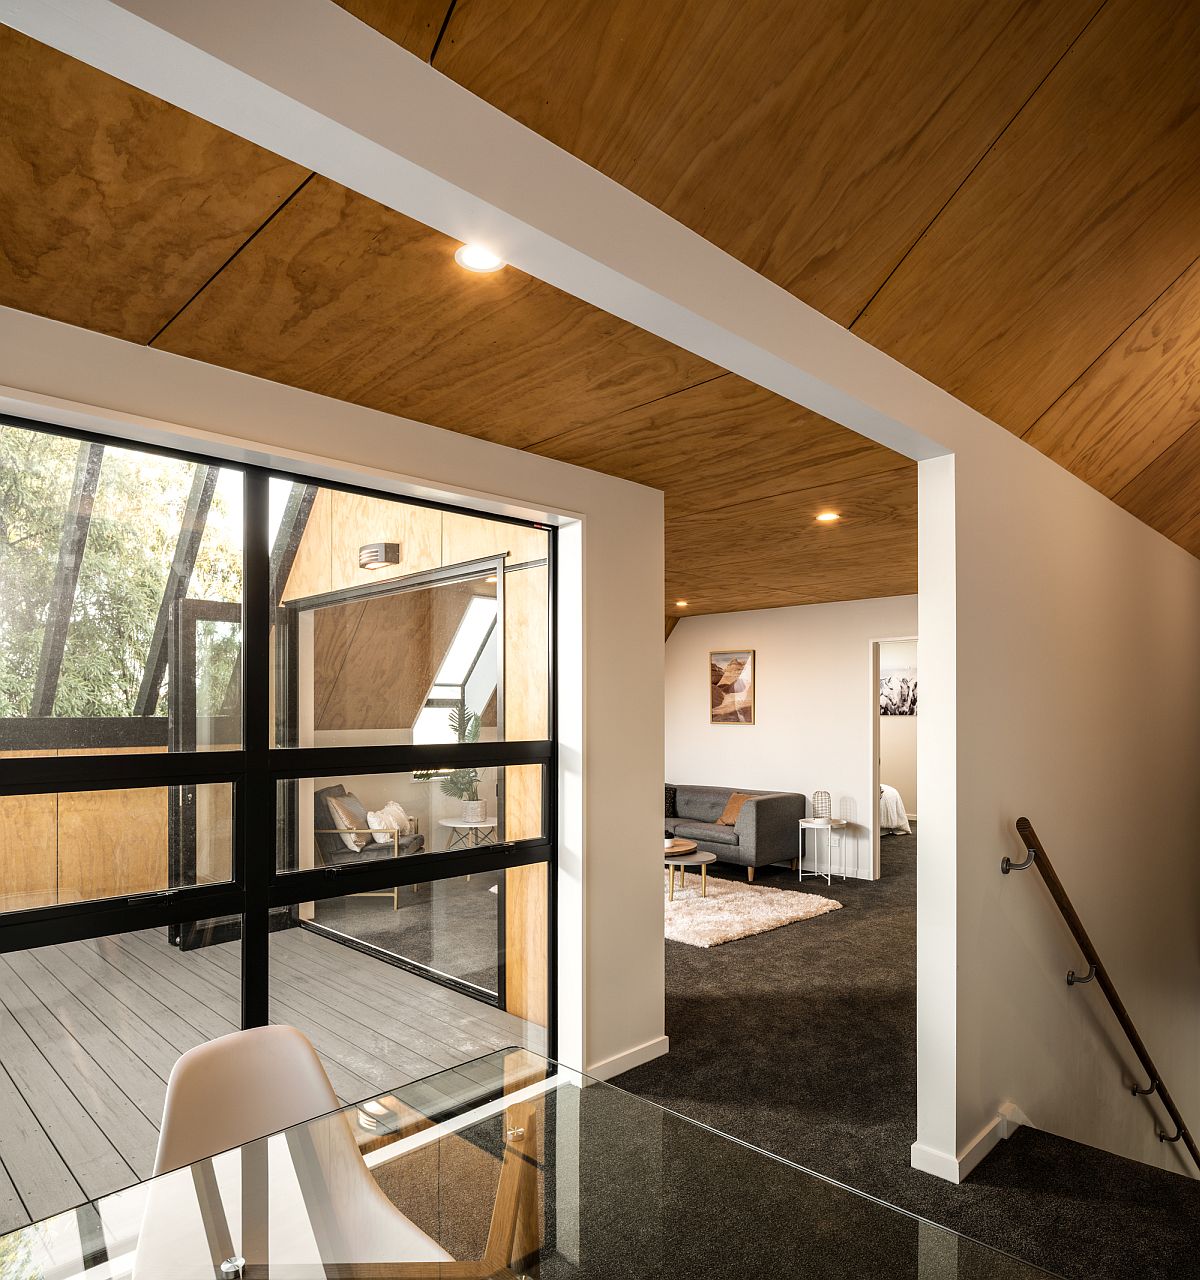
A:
0 425 243 720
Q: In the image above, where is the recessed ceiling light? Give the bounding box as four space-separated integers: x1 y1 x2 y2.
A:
485 574 498 584
675 600 688 608
816 511 840 523
454 244 505 272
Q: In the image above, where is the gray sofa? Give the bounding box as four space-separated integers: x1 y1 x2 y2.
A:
666 784 806 880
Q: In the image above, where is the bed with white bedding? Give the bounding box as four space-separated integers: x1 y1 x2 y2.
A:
879 783 911 835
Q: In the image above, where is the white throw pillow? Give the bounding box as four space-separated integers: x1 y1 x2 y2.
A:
367 802 414 839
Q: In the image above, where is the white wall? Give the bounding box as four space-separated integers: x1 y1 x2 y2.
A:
934 431 1200 1179
665 597 917 880
907 419 1200 1182
0 306 667 1083
879 639 918 816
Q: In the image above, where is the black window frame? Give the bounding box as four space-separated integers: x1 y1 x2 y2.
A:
0 414 558 1058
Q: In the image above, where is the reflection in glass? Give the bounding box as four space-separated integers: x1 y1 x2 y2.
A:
270 477 551 753
276 565 502 750
1 1048 1053 1278
276 766 544 875
270 869 548 1092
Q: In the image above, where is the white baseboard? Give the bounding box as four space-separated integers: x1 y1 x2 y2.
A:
909 1141 964 1183
585 1035 669 1082
910 1103 1026 1184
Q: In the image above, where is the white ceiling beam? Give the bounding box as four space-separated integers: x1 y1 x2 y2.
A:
0 0 981 462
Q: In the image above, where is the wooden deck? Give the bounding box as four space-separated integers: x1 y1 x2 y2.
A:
0 925 541 1234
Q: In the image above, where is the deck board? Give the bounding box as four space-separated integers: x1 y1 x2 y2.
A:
0 1054 83 1226
0 1151 27 1239
0 925 539 1233
0 956 162 1181
0 1001 133 1202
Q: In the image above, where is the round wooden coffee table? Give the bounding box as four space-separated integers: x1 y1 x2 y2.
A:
663 839 716 900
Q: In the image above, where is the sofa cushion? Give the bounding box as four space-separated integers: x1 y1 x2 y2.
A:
674 820 740 847
665 784 678 818
674 785 735 823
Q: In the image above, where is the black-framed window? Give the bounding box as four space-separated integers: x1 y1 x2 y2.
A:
0 414 556 1054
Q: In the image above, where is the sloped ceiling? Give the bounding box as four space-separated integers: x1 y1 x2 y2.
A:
3 0 1198 615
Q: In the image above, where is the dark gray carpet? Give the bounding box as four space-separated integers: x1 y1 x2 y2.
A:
614 827 1200 1279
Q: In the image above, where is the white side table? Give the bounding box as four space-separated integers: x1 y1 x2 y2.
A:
799 818 849 885
438 817 498 851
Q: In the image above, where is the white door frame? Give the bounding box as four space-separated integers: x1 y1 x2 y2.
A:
870 635 918 879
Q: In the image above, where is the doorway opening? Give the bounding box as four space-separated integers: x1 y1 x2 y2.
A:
871 636 918 877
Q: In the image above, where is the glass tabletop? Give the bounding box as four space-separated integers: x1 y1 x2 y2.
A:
0 1048 1055 1279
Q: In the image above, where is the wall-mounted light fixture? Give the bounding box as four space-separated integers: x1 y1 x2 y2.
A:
359 542 400 571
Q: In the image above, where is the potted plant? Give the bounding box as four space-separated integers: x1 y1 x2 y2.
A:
417 706 487 822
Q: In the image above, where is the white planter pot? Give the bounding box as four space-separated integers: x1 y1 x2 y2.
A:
461 799 486 824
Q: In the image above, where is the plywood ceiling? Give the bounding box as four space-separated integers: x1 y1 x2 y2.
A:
0 23 914 618
426 0 1200 556
4 0 1198 614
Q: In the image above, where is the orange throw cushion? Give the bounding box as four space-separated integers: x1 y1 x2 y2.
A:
717 792 751 826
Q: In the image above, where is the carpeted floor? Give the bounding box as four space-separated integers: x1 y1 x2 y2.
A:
615 826 1200 1279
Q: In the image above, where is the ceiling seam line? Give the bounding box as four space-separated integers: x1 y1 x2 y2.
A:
146 172 317 348
1111 412 1200 512
846 0 1110 333
429 0 459 64
1018 248 1200 441
519 371 731 452
667 463 916 521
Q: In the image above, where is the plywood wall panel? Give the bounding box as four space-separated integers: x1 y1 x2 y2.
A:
442 511 548 569
282 486 333 601
315 583 485 733
195 783 234 886
56 786 169 903
504 566 549 742
504 862 548 1027
330 490 442 589
0 754 58 912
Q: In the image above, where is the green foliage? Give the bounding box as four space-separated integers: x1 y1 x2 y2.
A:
416 704 483 802
0 427 244 719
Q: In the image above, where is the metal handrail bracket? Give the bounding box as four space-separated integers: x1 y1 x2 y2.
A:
1004 817 1199 1176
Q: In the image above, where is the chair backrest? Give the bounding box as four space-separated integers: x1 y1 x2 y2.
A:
313 783 352 865
153 1025 339 1175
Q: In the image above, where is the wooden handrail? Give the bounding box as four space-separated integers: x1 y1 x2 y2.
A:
1004 818 1198 1174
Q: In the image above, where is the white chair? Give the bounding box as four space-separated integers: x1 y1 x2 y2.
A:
134 1025 456 1277
152 1024 339 1176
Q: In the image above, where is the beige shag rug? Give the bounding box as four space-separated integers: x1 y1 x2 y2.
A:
664 873 841 947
